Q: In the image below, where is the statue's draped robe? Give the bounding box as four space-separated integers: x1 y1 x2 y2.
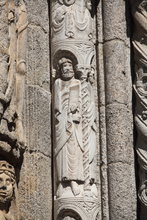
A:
87 81 97 181
54 78 84 182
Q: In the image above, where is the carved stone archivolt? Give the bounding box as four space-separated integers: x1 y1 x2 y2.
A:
131 0 147 206
51 0 99 219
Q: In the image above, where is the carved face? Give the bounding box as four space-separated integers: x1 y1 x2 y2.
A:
61 62 74 80
86 0 92 10
88 67 95 84
0 173 14 204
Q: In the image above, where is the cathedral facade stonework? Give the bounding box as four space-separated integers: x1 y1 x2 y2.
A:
0 0 146 219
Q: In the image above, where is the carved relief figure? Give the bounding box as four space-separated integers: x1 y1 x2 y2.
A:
54 57 84 198
0 0 10 119
131 0 147 205
15 0 28 144
0 161 15 220
76 65 97 196
87 67 97 185
52 0 94 41
0 0 27 147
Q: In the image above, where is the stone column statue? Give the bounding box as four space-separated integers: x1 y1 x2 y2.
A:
76 65 97 196
0 161 15 220
54 57 84 198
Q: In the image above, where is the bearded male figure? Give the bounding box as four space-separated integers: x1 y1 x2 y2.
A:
54 57 84 198
0 161 15 220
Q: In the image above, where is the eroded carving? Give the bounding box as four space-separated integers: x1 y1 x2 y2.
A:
0 0 27 156
0 1 27 218
15 0 28 144
131 0 147 205
52 0 94 41
76 65 97 197
0 161 15 220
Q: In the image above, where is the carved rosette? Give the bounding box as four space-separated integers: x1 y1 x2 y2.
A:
131 0 147 206
51 0 99 219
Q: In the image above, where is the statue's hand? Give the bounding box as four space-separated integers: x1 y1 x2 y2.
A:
72 113 81 124
70 104 78 114
55 8 66 24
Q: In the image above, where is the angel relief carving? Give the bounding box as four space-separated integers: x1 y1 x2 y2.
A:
54 57 84 198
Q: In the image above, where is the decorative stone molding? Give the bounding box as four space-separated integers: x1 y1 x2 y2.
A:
131 0 147 206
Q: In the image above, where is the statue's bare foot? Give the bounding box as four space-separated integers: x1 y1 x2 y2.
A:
71 181 80 196
56 183 63 198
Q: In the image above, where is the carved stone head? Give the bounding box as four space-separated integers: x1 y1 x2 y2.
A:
88 67 95 84
58 57 74 80
0 161 15 205
85 0 92 11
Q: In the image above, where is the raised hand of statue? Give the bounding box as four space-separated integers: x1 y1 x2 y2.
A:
69 104 81 124
70 104 78 114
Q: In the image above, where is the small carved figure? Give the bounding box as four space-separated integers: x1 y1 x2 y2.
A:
87 67 97 184
52 0 94 40
0 161 15 220
76 65 97 196
54 57 84 197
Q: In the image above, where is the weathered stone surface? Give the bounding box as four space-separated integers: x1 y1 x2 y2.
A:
108 163 136 220
106 105 134 164
24 85 51 156
104 42 132 106
26 26 50 91
102 0 130 46
17 0 52 219
101 0 137 219
18 152 52 220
